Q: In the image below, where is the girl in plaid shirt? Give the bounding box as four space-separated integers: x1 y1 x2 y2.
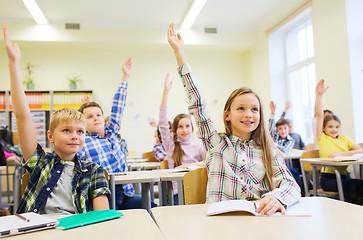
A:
167 23 301 215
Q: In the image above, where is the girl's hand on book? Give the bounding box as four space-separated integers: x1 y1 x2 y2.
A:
256 195 286 216
328 152 345 158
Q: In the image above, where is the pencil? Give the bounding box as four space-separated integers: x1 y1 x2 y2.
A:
15 213 30 222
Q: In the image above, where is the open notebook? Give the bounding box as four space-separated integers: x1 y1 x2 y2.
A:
0 212 57 238
319 154 363 162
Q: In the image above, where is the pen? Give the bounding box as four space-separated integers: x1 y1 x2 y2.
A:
15 213 30 222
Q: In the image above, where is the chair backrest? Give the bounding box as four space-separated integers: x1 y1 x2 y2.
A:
183 167 208 205
301 150 320 171
21 172 30 196
160 159 169 169
142 151 157 162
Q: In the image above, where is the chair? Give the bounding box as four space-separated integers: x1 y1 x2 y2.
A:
142 151 157 162
183 167 208 205
160 159 169 169
300 150 338 198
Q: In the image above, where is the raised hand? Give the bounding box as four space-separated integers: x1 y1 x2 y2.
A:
284 101 291 112
122 58 132 81
167 23 184 53
316 79 329 95
164 73 173 92
269 101 276 115
3 25 22 63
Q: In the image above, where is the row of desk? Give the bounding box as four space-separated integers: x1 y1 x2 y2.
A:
11 197 363 240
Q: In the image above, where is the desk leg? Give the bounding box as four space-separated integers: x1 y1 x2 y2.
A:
177 180 184 205
300 161 309 197
109 175 116 210
159 181 168 206
141 182 151 213
13 166 21 213
166 182 174 206
332 168 344 201
312 166 317 196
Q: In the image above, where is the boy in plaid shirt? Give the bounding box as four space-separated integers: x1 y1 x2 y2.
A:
3 26 110 214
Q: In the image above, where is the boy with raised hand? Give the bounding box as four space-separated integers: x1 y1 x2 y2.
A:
3 26 110 214
78 59 156 209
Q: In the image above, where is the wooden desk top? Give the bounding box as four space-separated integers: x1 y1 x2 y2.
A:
0 166 6 171
151 197 363 240
14 209 164 240
113 171 160 184
153 169 187 181
301 158 363 166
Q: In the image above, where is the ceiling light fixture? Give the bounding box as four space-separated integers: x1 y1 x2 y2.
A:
180 0 207 29
22 0 48 24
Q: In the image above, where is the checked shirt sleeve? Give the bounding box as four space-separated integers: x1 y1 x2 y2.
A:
106 81 128 136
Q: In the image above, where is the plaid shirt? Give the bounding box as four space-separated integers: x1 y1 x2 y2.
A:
18 144 110 214
268 116 295 154
153 143 166 162
178 63 300 207
78 81 134 197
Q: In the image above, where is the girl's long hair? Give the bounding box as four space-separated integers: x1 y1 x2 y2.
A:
172 113 193 168
223 87 274 190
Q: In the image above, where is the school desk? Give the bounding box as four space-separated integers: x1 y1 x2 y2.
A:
300 158 363 201
153 169 187 206
109 171 160 213
151 197 363 240
10 209 164 240
128 162 161 171
282 149 304 168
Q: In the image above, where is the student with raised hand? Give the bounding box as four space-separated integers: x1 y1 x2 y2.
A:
279 101 305 150
167 23 300 215
3 25 110 214
78 58 156 210
315 79 363 205
159 72 206 204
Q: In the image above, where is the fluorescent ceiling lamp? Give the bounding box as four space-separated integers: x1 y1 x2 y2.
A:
22 0 48 24
181 0 207 29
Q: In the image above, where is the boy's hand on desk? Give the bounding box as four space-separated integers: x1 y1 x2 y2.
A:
256 195 286 216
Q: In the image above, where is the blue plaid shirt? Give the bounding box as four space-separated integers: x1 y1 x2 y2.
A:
18 144 110 214
153 143 166 162
268 116 295 154
78 81 134 197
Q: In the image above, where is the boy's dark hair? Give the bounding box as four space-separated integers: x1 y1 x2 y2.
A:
0 126 13 146
276 119 291 128
323 109 333 115
79 102 103 115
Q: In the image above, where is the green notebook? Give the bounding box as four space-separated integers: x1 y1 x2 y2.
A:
56 210 123 230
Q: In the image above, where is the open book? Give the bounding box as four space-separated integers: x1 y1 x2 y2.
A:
206 199 310 216
0 212 57 238
320 154 363 162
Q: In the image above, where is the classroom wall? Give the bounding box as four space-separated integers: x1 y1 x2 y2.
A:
0 42 245 154
311 0 355 140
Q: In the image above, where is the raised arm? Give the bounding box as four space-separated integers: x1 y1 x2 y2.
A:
280 101 291 119
161 73 172 107
107 58 132 134
315 79 329 141
3 26 37 161
268 101 277 136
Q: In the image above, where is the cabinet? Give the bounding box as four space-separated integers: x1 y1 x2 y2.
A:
0 90 92 148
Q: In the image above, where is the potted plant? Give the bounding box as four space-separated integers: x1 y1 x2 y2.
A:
23 62 35 90
68 75 81 90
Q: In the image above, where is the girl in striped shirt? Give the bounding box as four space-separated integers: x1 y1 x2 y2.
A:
167 23 301 215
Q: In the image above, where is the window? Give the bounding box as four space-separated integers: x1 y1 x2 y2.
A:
268 8 316 144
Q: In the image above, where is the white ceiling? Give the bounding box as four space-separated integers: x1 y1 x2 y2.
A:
0 0 303 48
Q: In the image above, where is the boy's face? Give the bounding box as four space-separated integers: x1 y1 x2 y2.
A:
276 124 289 139
82 106 105 135
47 121 86 161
